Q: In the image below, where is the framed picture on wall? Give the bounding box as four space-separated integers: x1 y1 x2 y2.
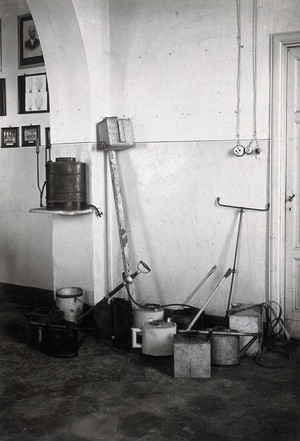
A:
1 127 19 148
21 125 40 147
18 14 44 69
0 78 6 115
18 73 49 114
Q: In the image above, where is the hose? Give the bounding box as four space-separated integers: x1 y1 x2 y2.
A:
254 301 292 368
123 290 199 313
161 303 199 310
125 284 144 308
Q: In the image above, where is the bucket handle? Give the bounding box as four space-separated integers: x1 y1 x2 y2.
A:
131 327 142 348
240 336 259 358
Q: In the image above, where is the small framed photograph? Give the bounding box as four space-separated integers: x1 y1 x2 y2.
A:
18 14 44 69
45 127 51 147
0 78 6 116
18 73 49 114
21 125 40 147
1 127 19 148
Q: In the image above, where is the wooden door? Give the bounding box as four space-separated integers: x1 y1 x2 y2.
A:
285 45 300 339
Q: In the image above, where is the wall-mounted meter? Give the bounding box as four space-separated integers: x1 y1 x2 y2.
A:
97 116 134 150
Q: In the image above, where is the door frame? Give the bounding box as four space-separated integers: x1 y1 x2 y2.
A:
269 31 300 313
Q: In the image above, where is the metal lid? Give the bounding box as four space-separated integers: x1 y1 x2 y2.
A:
56 287 83 298
146 319 176 328
142 303 162 311
56 157 76 162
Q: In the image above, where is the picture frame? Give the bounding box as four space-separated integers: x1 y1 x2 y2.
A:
18 14 44 69
18 73 49 114
21 125 40 147
1 127 19 148
0 78 6 116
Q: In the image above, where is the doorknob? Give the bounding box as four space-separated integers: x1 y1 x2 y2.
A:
288 194 295 201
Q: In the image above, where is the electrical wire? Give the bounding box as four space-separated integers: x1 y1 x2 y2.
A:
235 0 243 147
231 0 246 156
246 0 261 153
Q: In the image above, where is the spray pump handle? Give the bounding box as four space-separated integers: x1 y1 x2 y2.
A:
130 261 151 280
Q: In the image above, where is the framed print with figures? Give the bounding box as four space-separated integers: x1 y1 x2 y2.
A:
1 127 19 148
18 73 49 114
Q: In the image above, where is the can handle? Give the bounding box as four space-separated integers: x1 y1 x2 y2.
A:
131 327 142 348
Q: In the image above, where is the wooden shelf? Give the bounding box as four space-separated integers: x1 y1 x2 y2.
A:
29 208 94 216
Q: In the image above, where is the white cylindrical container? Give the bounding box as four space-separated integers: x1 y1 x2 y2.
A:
56 287 84 324
133 305 164 328
132 320 177 356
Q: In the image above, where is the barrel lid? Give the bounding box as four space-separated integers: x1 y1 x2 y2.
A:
56 287 83 298
56 157 76 162
145 319 176 329
142 303 163 311
136 306 163 312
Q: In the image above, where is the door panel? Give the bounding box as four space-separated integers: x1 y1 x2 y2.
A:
285 46 300 338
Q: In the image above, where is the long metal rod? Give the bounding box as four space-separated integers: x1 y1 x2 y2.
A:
35 140 44 208
216 197 270 315
179 329 263 338
227 209 243 311
186 268 232 331
217 197 270 212
181 265 217 307
108 149 136 300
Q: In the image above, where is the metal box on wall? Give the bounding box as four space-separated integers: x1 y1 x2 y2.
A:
97 117 134 150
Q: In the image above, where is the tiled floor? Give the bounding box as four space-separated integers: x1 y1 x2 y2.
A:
0 300 299 441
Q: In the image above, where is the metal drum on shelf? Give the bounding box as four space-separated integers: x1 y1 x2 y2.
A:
46 157 87 211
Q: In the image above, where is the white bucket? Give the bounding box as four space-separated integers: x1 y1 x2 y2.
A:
132 320 177 356
56 287 84 324
133 306 164 328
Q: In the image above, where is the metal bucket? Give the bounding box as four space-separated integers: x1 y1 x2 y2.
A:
46 157 87 211
42 327 79 358
208 327 240 366
56 287 84 324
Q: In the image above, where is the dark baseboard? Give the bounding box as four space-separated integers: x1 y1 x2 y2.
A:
0 282 54 307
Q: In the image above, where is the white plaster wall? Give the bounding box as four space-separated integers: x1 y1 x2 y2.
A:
0 0 110 300
109 0 300 142
113 141 269 314
1 0 299 313
0 0 52 289
107 0 300 314
27 0 110 304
